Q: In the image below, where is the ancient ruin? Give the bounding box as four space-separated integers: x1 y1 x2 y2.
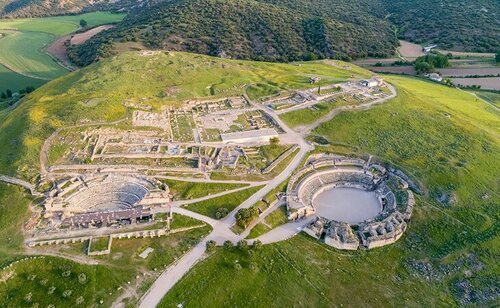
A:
288 154 415 250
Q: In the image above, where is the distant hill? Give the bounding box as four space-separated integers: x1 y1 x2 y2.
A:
385 0 500 52
68 0 399 65
0 0 145 18
2 0 498 64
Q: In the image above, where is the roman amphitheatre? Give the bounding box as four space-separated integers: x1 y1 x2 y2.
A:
0 51 498 307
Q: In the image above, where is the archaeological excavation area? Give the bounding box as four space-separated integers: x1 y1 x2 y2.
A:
287 155 415 250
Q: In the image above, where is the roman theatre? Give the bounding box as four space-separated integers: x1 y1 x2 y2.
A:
287 155 415 250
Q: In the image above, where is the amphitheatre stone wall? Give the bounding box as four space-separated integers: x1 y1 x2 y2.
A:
287 155 415 250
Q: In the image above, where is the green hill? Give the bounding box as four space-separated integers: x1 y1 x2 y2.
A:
0 52 498 306
385 0 500 52
69 0 399 65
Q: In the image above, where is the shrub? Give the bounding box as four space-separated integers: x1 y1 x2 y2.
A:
223 240 233 250
252 240 263 250
205 240 216 252
237 240 248 250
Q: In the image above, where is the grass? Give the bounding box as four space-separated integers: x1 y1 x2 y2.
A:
0 183 33 263
247 205 288 239
0 256 133 307
184 185 264 219
279 98 352 128
161 179 248 200
88 237 110 252
159 234 457 307
0 12 125 92
0 30 69 79
0 63 46 93
470 90 500 108
160 75 498 306
0 52 369 182
0 12 126 36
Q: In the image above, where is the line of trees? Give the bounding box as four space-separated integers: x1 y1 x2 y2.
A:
0 86 35 100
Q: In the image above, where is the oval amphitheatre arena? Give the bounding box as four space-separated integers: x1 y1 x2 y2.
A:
287 154 415 250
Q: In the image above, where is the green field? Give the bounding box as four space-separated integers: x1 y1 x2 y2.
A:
0 12 126 35
0 63 46 93
0 30 68 79
161 179 248 200
185 185 264 219
0 12 125 93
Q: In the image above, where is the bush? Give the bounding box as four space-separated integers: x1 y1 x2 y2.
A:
223 240 233 250
237 240 248 250
215 207 229 219
252 240 263 250
205 240 216 252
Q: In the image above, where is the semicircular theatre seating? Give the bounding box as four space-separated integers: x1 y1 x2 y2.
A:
66 182 149 211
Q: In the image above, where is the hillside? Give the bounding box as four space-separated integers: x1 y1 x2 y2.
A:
0 51 498 306
385 0 500 52
0 0 144 17
69 0 399 65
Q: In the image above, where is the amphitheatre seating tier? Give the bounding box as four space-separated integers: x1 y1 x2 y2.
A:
289 155 415 250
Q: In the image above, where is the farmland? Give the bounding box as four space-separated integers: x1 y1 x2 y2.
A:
0 11 125 93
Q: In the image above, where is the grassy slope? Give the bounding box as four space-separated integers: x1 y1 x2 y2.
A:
160 76 500 306
0 52 370 181
0 183 32 263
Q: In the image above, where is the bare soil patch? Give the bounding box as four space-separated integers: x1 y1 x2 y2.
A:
70 25 115 45
46 34 73 69
398 40 424 59
450 77 500 90
438 68 500 77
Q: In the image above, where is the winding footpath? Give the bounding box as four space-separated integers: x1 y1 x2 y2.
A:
138 83 397 307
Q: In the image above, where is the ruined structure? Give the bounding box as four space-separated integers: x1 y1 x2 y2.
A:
287 155 415 250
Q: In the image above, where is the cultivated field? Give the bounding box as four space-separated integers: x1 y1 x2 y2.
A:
451 77 500 90
0 12 125 92
0 63 45 93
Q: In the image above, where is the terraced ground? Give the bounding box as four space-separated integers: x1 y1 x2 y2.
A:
0 11 125 92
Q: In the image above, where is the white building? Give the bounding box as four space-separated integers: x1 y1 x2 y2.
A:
428 73 443 82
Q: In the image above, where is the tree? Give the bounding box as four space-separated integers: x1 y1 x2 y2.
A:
6 89 12 98
496 52 500 63
0 92 6 99
79 19 88 28
205 240 216 252
25 86 35 93
269 137 280 146
235 207 259 228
